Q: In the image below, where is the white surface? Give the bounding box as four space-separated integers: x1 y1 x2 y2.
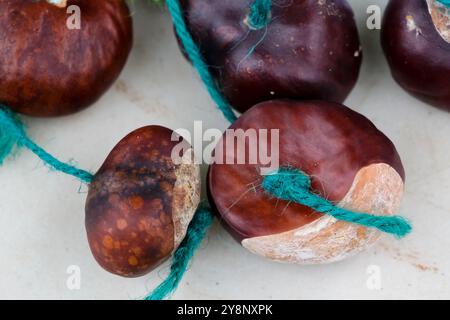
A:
1 1 449 299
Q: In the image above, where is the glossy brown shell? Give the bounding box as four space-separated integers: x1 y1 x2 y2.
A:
0 0 132 116
208 100 404 241
179 0 362 113
85 126 192 277
382 0 450 111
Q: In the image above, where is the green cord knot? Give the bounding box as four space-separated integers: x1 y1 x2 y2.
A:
262 167 412 238
246 0 272 30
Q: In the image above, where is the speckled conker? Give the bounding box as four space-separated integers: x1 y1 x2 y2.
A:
208 100 405 264
85 126 200 277
0 0 133 116
178 0 362 113
382 0 450 111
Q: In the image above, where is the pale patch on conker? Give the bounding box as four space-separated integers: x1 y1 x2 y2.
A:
171 149 201 248
427 0 450 43
46 0 67 8
406 15 423 36
241 163 404 264
317 0 340 17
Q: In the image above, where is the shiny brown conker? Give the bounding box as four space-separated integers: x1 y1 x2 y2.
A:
85 126 200 277
208 100 405 264
0 0 133 116
178 0 362 113
382 0 450 111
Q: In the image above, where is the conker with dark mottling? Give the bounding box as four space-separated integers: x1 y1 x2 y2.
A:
0 0 133 116
208 100 405 264
178 0 362 113
382 0 450 111
85 126 200 277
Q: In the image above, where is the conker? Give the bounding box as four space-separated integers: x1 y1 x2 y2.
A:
178 0 362 113
85 126 200 277
208 100 405 264
0 0 133 116
382 0 450 111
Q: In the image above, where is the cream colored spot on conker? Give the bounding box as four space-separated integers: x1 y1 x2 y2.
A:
131 247 143 256
116 219 128 230
242 163 405 264
406 15 422 36
128 195 144 210
128 255 139 266
151 149 160 157
427 0 450 43
102 235 114 250
46 0 67 8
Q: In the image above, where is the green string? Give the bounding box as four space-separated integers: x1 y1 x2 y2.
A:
0 0 412 301
0 101 214 300
247 0 272 30
262 167 412 238
144 0 274 299
167 0 411 235
437 0 450 6
0 105 93 183
145 204 213 300
166 0 237 123
148 0 412 299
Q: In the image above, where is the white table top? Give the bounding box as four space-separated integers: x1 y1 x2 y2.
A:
0 0 448 299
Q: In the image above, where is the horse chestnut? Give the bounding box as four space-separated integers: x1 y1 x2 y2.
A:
0 0 133 116
85 126 200 277
382 0 450 111
208 100 405 264
178 0 362 113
